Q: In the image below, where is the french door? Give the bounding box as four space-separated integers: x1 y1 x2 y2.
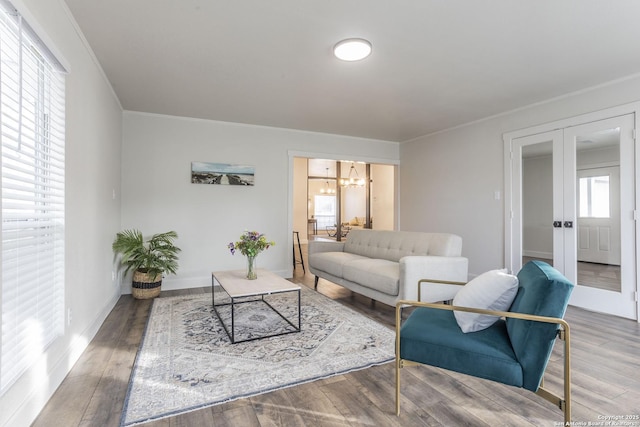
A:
507 114 637 319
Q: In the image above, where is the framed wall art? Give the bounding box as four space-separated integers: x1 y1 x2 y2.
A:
191 162 255 186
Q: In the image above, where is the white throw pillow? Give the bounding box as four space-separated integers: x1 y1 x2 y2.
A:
453 269 519 333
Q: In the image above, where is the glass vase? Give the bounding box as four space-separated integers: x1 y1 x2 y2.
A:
246 255 257 280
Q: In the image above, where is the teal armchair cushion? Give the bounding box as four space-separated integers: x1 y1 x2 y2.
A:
506 260 574 391
400 307 523 387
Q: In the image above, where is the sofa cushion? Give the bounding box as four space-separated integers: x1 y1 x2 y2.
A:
453 269 519 333
400 307 523 387
343 259 400 296
308 251 369 278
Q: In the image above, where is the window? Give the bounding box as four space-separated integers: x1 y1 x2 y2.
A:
0 1 65 393
579 175 610 218
314 195 336 230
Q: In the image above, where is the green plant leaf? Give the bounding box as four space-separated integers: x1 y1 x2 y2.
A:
113 229 181 277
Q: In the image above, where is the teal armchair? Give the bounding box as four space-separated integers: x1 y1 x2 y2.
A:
395 261 574 423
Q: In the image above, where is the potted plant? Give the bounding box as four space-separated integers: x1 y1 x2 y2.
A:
112 229 181 299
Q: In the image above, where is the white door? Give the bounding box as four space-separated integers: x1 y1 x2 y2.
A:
507 129 563 274
507 114 637 320
565 115 636 319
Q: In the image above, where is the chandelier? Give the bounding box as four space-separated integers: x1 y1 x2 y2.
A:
340 163 365 188
320 168 335 194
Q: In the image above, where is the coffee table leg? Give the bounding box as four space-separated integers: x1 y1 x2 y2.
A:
231 297 235 343
298 289 301 331
212 275 234 343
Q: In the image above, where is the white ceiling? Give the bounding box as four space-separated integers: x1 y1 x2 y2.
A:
63 1 640 142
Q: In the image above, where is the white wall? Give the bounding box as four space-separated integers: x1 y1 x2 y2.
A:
400 74 640 277
0 1 123 426
121 112 399 291
371 164 395 230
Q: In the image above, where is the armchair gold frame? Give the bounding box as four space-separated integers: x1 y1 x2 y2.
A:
395 279 571 423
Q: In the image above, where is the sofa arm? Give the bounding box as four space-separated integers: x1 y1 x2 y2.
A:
308 240 345 256
399 256 469 302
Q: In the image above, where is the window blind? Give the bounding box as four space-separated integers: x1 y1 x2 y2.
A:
0 1 65 394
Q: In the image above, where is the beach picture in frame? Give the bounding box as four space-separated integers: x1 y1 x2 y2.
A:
191 162 255 186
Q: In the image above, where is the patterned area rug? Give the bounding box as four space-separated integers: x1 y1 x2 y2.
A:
120 286 395 426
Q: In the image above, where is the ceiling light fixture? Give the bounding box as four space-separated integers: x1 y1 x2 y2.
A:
340 163 365 188
320 168 336 194
333 38 372 61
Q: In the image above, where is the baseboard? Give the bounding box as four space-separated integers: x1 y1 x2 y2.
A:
122 269 293 294
523 250 552 260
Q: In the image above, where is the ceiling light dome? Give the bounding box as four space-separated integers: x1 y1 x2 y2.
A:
333 38 372 61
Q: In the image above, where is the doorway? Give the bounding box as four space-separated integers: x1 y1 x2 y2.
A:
292 157 396 244
505 113 637 320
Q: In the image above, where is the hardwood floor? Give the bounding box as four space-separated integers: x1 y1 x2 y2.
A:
33 247 640 426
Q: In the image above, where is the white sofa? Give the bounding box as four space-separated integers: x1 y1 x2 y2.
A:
308 229 468 307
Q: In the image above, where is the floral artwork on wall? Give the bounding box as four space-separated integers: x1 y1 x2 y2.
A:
191 162 255 186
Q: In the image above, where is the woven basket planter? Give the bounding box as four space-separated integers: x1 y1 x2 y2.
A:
132 270 163 299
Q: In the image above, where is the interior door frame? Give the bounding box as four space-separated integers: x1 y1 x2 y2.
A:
503 102 640 321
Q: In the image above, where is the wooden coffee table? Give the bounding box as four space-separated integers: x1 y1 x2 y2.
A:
211 269 301 343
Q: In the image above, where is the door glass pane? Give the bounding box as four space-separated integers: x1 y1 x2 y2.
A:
522 141 554 267
575 128 621 292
